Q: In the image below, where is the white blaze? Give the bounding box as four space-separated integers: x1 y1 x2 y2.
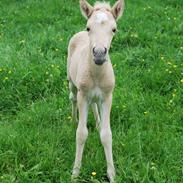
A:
96 12 108 23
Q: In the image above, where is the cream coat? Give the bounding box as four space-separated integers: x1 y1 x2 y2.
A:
67 1 124 182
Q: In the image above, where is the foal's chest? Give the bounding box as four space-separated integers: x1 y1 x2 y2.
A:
88 86 103 102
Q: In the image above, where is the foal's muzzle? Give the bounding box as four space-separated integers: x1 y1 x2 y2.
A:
93 47 107 65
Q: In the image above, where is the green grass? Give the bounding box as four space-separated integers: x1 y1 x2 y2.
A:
0 0 183 182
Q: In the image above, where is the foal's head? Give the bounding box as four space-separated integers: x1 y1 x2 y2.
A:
80 0 124 65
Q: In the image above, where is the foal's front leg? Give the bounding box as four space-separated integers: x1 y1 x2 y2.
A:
100 94 115 183
72 91 88 179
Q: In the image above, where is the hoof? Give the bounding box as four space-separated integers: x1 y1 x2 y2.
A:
71 167 80 180
107 166 116 183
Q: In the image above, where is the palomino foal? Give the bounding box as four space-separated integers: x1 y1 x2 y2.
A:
67 0 124 182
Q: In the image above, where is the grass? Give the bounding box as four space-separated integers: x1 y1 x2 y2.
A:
0 0 183 182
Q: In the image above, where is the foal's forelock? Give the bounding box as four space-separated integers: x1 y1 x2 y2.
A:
89 2 112 19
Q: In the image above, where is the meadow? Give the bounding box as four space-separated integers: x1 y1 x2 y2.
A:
0 0 183 182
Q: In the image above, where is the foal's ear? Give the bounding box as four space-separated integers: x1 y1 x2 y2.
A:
111 0 125 20
80 0 94 19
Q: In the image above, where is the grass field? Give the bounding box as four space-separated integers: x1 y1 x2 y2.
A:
0 0 183 182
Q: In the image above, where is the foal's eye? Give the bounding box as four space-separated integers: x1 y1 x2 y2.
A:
112 28 116 33
86 27 90 32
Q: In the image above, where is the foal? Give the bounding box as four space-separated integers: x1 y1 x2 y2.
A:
67 0 124 182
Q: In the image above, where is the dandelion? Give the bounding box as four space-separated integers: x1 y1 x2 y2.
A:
180 79 183 83
92 171 97 176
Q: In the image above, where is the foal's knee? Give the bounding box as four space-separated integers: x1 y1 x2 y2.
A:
100 128 112 147
76 126 88 145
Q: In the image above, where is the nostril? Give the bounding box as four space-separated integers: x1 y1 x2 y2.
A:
104 47 107 54
93 47 96 54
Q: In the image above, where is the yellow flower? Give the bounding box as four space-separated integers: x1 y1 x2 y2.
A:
180 79 183 83
92 171 97 176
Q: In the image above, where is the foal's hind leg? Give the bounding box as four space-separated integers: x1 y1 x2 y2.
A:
92 103 100 129
69 82 78 123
